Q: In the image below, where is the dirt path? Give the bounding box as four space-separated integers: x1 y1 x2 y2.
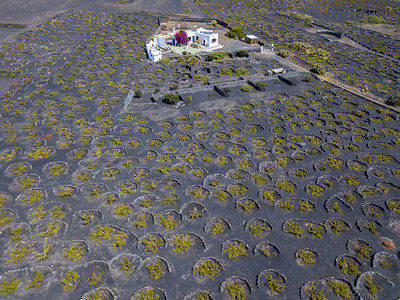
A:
260 51 400 113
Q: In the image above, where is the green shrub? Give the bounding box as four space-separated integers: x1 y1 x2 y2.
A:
207 51 230 61
240 84 253 92
359 15 386 24
304 75 313 82
134 90 142 98
290 41 311 52
193 74 208 82
231 27 245 39
160 57 170 64
163 92 179 104
220 67 234 76
193 259 222 280
225 31 236 38
236 50 247 57
225 28 245 39
277 50 294 59
386 92 400 107
310 64 326 75
235 67 249 76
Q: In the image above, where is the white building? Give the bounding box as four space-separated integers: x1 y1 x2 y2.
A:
145 27 219 62
145 37 163 62
185 27 219 48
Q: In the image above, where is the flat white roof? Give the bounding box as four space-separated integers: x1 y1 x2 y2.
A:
246 35 258 39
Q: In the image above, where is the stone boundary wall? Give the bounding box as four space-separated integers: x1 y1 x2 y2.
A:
316 30 342 38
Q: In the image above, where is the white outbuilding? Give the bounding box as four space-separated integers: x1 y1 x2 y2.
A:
145 37 163 62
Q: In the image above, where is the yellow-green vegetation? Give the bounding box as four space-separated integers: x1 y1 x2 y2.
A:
118 182 136 197
307 284 328 300
60 271 79 293
20 189 44 205
25 271 45 290
346 15 386 25
76 170 91 182
387 200 400 213
0 148 18 162
8 244 32 263
158 215 177 229
275 179 295 194
17 176 37 189
26 205 48 223
326 279 351 299
326 158 343 169
9 226 23 243
210 219 226 235
266 274 284 295
10 165 28 175
81 213 94 225
229 184 249 195
192 74 208 82
0 194 8 207
293 169 308 178
224 241 248 259
337 257 360 276
297 250 316 264
189 207 205 220
330 220 349 235
27 147 53 159
237 200 255 214
32 221 61 241
113 203 132 216
0 210 15 227
142 235 164 254
120 256 133 275
31 244 53 261
50 205 66 218
113 231 128 250
331 202 341 213
307 225 324 239
91 225 113 244
365 207 383 218
262 190 277 203
88 270 104 286
63 243 86 261
189 186 208 199
341 174 359 186
249 221 270 237
306 184 324 197
145 259 165 280
354 243 372 258
284 221 304 237
132 213 147 228
193 258 222 280
290 41 330 60
0 276 21 295
278 200 294 211
363 221 379 235
56 186 75 197
102 168 120 179
226 281 246 299
298 200 315 212
171 234 194 253
277 50 294 59
252 172 269 185
364 274 382 298
134 287 160 300
213 189 229 202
